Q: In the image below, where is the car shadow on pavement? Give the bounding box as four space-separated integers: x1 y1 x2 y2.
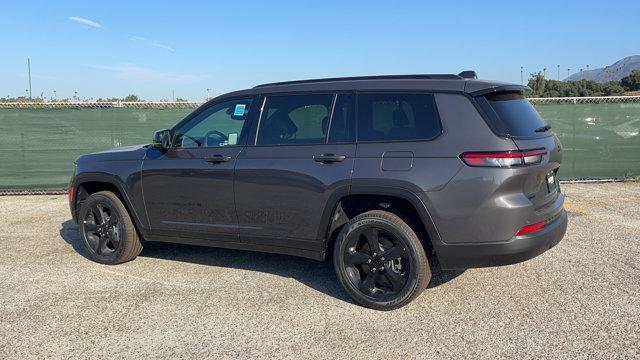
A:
60 220 464 303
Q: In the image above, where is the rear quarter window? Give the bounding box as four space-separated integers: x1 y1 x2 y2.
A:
357 93 441 142
479 92 547 137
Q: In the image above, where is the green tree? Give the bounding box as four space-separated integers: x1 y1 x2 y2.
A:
600 81 626 96
123 94 140 102
620 70 640 91
527 72 546 96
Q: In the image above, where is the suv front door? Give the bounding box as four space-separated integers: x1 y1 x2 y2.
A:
141 97 256 242
234 93 356 252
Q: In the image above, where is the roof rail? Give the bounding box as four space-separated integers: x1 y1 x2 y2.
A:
254 74 463 88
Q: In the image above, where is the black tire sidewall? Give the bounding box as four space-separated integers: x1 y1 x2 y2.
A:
78 193 129 264
333 213 427 309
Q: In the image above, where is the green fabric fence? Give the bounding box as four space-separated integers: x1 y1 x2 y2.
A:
0 99 639 190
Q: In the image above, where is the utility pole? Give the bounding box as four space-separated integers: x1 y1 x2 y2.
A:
27 58 32 100
557 65 560 81
520 66 524 85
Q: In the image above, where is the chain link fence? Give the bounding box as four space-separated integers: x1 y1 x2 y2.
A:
1 97 639 191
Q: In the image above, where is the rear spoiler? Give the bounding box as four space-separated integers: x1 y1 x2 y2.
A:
458 71 478 79
468 84 531 97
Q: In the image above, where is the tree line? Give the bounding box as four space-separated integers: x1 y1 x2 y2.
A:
0 94 191 103
527 70 640 97
3 71 640 102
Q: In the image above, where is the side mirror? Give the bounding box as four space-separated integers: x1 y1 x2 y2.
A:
152 129 171 149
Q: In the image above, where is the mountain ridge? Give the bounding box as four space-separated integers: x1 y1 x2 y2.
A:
565 55 640 82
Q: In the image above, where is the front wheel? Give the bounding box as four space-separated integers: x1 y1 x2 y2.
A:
333 210 430 310
78 191 143 264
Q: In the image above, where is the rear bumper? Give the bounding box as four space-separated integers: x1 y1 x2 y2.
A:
436 209 568 269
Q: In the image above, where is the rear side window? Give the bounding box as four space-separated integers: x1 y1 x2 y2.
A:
481 92 547 137
257 94 334 145
357 93 441 142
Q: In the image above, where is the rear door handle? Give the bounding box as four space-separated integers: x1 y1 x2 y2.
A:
313 154 346 163
205 155 232 163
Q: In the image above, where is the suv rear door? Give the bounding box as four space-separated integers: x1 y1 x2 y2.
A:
234 93 356 252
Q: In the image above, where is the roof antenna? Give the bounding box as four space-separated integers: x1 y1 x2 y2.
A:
458 71 477 79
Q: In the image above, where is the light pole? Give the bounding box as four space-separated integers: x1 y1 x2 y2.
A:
580 68 583 80
53 90 57 101
586 65 590 80
557 65 560 81
206 88 211 101
543 68 547 78
27 58 32 100
567 68 570 80
520 66 524 85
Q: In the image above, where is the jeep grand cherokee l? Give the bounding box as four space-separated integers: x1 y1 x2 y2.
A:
69 73 567 310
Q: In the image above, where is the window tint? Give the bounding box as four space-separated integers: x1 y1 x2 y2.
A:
357 93 441 142
173 98 252 148
482 92 547 137
328 94 355 143
257 94 334 145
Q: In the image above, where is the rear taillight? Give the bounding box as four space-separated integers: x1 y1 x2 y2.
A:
69 185 74 203
460 149 546 167
516 221 545 236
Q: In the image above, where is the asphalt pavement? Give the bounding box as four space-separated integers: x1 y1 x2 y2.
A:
0 182 638 359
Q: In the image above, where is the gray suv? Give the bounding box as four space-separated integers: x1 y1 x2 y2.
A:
69 73 567 310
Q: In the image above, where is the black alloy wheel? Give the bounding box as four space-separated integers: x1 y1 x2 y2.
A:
343 226 410 297
82 202 121 256
333 210 430 310
77 191 143 264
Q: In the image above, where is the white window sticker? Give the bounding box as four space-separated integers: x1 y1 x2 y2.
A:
228 133 238 145
233 104 246 117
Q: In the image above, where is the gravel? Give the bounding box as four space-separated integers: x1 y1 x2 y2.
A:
0 182 638 359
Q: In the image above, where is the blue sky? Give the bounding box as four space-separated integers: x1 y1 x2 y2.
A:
1 0 638 100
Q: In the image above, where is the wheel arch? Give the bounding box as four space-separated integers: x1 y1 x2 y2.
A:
320 186 443 260
72 173 146 238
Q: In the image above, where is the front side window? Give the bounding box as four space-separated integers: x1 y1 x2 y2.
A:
173 98 252 148
256 94 334 145
357 93 441 142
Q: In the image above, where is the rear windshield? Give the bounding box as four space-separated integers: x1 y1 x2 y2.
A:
481 92 547 137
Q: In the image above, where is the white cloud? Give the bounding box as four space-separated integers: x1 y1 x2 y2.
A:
130 36 147 42
152 43 175 52
84 63 205 85
68 16 102 28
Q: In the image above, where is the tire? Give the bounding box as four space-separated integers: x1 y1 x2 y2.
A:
333 210 430 310
78 191 143 264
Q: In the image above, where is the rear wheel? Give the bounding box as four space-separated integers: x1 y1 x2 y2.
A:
333 210 430 310
78 191 143 264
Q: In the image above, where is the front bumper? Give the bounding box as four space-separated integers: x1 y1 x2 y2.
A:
436 209 568 269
